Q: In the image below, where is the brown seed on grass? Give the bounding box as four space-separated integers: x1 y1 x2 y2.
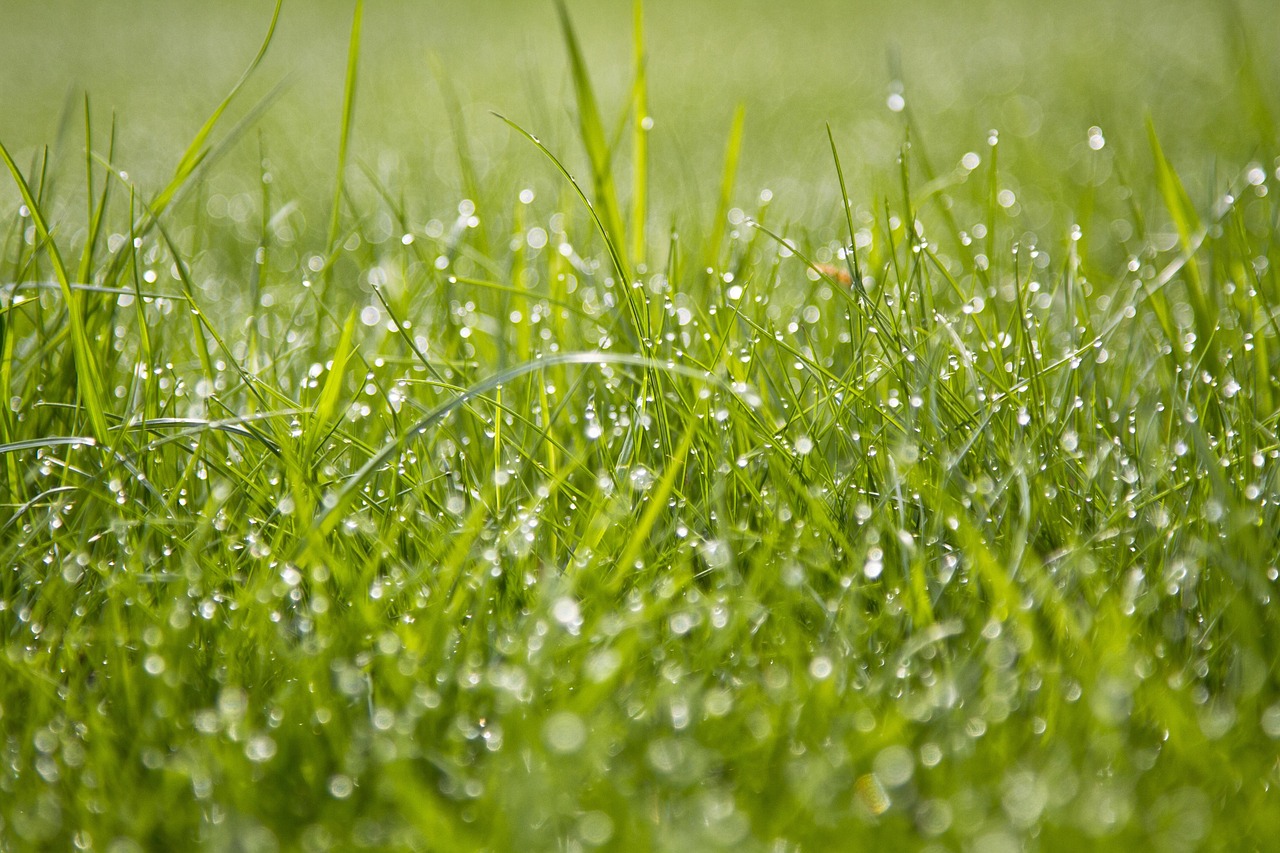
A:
814 263 853 286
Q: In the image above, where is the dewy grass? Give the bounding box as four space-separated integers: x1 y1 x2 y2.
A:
2 1 1279 850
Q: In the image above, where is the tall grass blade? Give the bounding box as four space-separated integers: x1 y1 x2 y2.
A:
0 140 108 442
554 0 631 275
826 124 865 294
326 0 364 269
493 113 645 345
152 0 283 216
76 100 115 286
430 54 489 254
1146 117 1214 361
705 103 745 272
630 0 649 266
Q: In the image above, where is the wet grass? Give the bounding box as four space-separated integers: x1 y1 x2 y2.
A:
2 1 1280 849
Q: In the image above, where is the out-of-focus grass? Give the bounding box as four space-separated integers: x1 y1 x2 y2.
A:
2 1 1279 850
3 0 1277 229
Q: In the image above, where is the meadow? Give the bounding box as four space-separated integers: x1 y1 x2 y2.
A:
2 0 1280 849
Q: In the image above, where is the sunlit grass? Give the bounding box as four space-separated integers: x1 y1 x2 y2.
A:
2 1 1279 849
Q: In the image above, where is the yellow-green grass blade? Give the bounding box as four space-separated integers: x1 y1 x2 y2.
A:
630 0 649 267
326 0 364 273
705 103 745 272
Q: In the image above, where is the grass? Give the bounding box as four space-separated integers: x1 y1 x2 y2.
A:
2 1 1279 849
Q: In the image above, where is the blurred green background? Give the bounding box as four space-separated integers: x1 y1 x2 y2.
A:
2 0 1278 238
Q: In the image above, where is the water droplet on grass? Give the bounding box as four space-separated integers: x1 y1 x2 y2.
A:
864 547 884 579
699 539 731 570
328 774 354 798
245 735 277 763
579 811 614 845
628 466 654 491
1261 704 1280 738
551 597 581 630
874 745 915 787
543 712 587 754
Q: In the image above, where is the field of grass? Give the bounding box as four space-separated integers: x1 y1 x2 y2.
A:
3 0 1280 849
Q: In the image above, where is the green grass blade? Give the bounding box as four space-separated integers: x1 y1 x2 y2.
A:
493 113 645 345
704 103 745 272
0 139 108 442
1146 117 1203 250
630 0 649 267
555 0 630 275
826 124 865 291
609 408 696 588
76 101 115 285
326 0 364 268
152 0 282 216
313 310 357 435
1146 116 1214 361
430 53 489 255
77 94 95 283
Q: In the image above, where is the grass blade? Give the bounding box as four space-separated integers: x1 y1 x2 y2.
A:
609 407 696 588
326 0 364 270
555 0 631 275
430 53 489 255
313 310 357 437
1146 116 1214 363
493 113 645 345
152 0 283 216
630 0 649 266
826 124 865 294
704 103 745 272
0 140 108 441
76 103 115 286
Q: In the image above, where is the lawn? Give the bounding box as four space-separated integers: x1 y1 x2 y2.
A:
2 0 1279 849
